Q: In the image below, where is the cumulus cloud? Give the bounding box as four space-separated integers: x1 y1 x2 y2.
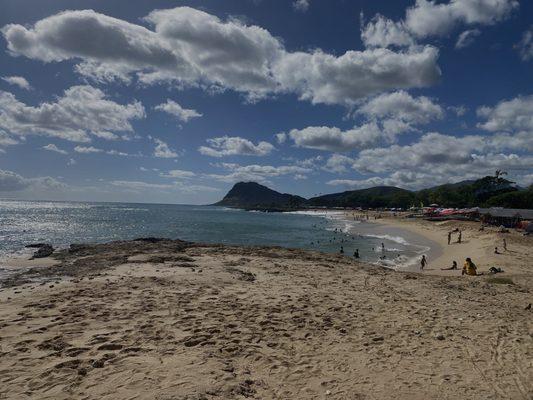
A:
0 131 18 148
455 29 481 48
516 27 533 61
361 0 518 48
274 46 440 106
155 99 202 122
2 7 441 106
293 0 310 12
198 136 274 157
405 0 518 39
360 14 414 48
332 131 533 190
1 76 31 90
43 143 68 154
0 169 65 192
289 122 382 152
0 85 145 142
357 90 443 135
208 162 311 184
323 154 356 173
477 95 533 134
152 138 179 158
275 132 287 144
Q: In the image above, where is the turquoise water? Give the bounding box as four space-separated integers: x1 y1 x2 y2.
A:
0 200 430 266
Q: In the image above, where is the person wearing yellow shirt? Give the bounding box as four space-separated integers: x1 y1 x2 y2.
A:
462 257 477 276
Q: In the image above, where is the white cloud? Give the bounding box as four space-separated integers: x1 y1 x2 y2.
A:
208 162 311 184
455 29 481 48
2 7 441 106
73 145 133 156
74 145 103 154
517 27 533 61
405 0 518 39
293 0 310 12
275 132 287 144
274 46 440 106
0 131 18 148
0 85 145 142
155 99 202 122
289 122 382 152
1 76 31 90
360 14 414 48
160 169 196 179
477 95 533 134
152 138 179 158
43 143 68 154
335 131 533 190
361 0 518 48
357 90 444 135
199 136 274 157
323 154 355 173
0 169 66 192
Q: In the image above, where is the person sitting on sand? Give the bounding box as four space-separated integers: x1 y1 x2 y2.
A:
462 257 477 276
420 255 427 270
494 247 500 254
441 261 458 270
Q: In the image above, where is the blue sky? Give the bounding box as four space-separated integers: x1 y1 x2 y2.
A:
0 0 532 204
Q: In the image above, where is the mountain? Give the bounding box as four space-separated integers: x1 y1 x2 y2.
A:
214 182 307 210
416 176 519 208
308 186 415 209
215 176 531 211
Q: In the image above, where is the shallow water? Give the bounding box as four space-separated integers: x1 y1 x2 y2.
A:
0 200 433 269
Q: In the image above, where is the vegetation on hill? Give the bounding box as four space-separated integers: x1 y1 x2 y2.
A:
215 172 531 211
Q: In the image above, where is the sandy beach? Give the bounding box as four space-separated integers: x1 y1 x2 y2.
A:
368 213 533 277
0 226 532 400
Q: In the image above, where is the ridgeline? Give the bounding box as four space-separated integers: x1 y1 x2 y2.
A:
215 176 532 211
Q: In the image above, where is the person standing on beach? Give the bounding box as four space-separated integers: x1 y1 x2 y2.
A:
457 230 462 243
340 246 344 254
447 232 451 245
503 238 507 251
353 249 359 258
420 255 427 270
381 242 385 252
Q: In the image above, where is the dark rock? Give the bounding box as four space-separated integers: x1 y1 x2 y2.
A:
31 244 54 259
25 243 48 248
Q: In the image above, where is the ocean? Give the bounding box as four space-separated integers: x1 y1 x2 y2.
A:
0 200 433 271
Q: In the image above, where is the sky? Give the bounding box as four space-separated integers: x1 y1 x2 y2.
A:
0 0 532 204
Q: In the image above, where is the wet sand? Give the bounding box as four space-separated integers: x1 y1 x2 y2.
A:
0 238 532 399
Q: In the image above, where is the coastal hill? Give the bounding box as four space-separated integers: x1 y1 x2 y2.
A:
216 176 532 210
214 181 307 210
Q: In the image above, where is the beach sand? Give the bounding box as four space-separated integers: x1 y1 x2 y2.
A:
0 234 532 400
368 213 532 277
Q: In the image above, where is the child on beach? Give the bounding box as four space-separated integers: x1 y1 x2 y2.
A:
420 255 427 270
